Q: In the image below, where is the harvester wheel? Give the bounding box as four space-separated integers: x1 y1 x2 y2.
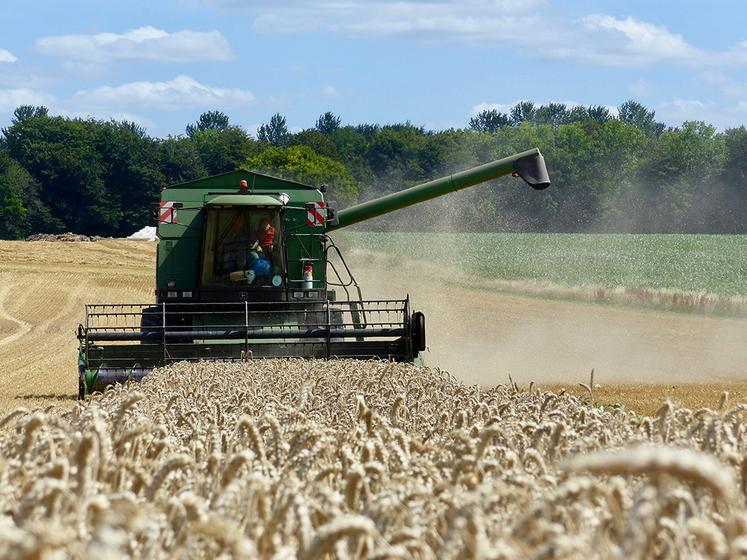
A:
411 312 426 352
77 377 85 400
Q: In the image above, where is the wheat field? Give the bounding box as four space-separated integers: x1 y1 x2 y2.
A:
1 237 746 413
1 239 747 558
1 360 746 558
0 240 153 413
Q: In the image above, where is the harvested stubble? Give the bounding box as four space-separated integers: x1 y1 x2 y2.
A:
1 361 746 559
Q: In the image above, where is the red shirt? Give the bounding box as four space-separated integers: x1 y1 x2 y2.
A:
258 225 275 248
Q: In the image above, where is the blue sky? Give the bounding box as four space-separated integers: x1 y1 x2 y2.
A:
1 0 746 136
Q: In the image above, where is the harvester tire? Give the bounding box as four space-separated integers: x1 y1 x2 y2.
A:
77 377 85 400
411 312 426 352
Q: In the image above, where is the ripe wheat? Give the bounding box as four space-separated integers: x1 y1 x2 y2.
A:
0 360 745 558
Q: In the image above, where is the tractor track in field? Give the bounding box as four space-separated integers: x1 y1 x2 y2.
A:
0 278 84 387
0 240 155 412
0 284 32 348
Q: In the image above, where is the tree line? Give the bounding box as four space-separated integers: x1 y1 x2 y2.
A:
1 101 745 238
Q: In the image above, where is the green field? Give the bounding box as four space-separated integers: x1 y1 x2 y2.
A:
336 232 747 300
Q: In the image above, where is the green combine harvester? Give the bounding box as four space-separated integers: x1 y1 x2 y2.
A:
77 148 551 397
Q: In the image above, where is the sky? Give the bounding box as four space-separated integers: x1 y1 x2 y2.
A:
1 0 746 136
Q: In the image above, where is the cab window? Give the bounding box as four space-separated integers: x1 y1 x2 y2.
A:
201 207 284 288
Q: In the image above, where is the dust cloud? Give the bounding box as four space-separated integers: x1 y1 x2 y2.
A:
335 245 747 387
332 171 747 386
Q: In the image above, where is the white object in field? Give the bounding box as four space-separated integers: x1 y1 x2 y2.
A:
128 226 157 240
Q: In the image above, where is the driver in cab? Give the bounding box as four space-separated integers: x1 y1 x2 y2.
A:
257 217 276 261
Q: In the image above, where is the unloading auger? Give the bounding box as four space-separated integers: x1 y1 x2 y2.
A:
76 148 550 397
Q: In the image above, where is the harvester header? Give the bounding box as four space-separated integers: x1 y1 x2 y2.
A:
76 148 551 397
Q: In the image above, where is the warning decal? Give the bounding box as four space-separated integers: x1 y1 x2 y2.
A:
307 201 326 227
159 201 177 224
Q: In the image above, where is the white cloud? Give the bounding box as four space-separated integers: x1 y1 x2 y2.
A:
36 26 233 64
659 98 707 114
0 89 55 112
653 97 747 129
205 0 553 45
72 75 255 111
321 84 339 99
0 49 16 63
202 2 747 71
470 101 516 115
718 40 747 67
628 79 651 97
698 70 747 98
573 15 702 66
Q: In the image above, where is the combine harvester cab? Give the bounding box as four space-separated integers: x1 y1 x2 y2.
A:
77 148 550 397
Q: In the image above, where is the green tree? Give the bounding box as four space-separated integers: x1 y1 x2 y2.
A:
586 105 614 123
245 145 358 203
618 100 665 137
315 112 341 134
327 126 372 184
11 105 49 124
365 124 430 187
637 121 727 232
354 123 379 139
289 129 339 160
469 109 510 133
0 153 61 237
159 136 207 185
93 120 164 234
257 113 289 146
185 110 230 138
552 119 647 230
722 126 747 187
1 102 744 235
566 105 591 123
696 126 747 234
3 114 113 234
190 126 256 176
534 103 569 129
510 101 536 125
0 160 26 238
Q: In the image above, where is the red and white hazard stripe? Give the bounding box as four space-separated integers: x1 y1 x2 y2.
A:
159 201 177 224
307 201 326 227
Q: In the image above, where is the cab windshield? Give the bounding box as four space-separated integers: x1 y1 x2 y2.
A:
201 207 284 288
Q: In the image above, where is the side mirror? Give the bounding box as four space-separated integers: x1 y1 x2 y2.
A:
325 201 339 227
149 201 183 226
148 202 160 226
